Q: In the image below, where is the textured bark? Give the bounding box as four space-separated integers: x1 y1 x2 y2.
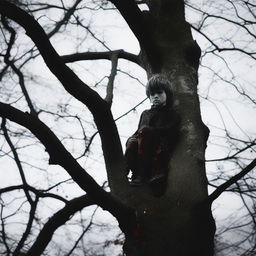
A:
115 1 216 255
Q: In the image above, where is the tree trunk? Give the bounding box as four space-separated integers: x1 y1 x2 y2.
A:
121 1 216 255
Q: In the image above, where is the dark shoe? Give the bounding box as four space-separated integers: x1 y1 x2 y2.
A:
149 174 165 184
149 174 166 197
130 176 143 186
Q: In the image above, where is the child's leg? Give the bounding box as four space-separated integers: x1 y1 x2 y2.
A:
150 148 169 197
124 138 139 179
150 148 169 179
137 128 159 181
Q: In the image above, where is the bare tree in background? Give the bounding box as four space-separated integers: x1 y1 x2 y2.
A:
0 0 255 255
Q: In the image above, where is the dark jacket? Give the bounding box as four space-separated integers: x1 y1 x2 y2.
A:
129 104 180 149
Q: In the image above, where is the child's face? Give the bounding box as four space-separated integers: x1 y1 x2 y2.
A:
149 90 167 107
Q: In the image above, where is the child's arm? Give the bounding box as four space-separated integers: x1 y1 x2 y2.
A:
125 110 149 145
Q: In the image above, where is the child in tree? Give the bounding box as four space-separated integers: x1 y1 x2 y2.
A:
124 74 180 193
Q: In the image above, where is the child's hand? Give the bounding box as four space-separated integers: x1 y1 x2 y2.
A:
139 126 152 135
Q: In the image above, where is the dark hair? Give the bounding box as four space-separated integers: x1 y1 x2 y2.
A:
146 74 173 105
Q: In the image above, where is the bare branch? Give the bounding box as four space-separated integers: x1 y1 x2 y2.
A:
26 195 94 256
1 118 33 204
0 103 136 238
208 159 256 203
47 0 83 38
1 16 37 115
13 196 39 256
62 50 141 66
0 0 127 193
0 204 11 256
105 51 118 106
0 184 68 204
206 139 256 162
190 24 256 60
65 205 98 256
114 97 148 122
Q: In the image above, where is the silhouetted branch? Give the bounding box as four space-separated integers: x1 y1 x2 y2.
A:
190 24 256 60
1 118 33 204
13 196 39 256
208 159 256 203
65 205 98 256
62 50 141 66
206 140 256 162
47 0 83 38
26 195 94 256
0 102 136 239
0 0 127 193
0 204 11 256
105 51 118 105
0 184 68 204
1 16 37 115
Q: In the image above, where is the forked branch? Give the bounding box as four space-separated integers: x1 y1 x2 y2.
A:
26 195 94 256
0 0 127 193
0 102 136 240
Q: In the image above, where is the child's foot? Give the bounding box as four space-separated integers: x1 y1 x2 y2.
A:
149 173 165 184
149 174 166 197
130 176 143 186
